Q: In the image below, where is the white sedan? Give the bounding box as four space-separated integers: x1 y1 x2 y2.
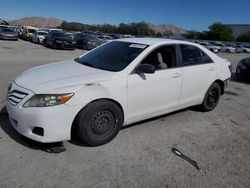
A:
31 30 48 44
6 38 231 146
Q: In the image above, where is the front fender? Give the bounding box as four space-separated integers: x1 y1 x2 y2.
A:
68 83 110 107
66 77 128 121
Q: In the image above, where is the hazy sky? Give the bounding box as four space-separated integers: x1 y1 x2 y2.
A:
0 0 249 31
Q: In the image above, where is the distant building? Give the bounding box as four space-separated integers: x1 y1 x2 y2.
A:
225 24 250 38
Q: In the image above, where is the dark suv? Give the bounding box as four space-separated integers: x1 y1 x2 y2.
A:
44 31 76 50
75 33 103 50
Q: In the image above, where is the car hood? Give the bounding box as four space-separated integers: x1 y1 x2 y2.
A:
14 60 115 93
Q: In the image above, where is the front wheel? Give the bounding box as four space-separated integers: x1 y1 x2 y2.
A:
52 41 58 49
77 100 123 146
199 82 221 112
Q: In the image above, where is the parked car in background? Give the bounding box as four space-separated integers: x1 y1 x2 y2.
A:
199 42 220 53
236 57 250 81
212 42 236 53
21 26 38 40
234 45 250 53
108 34 123 39
97 35 113 43
75 33 103 50
6 38 231 146
31 30 48 44
0 27 18 40
0 25 8 29
44 31 76 50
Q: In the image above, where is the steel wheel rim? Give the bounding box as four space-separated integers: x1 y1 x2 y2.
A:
207 88 219 108
90 110 115 136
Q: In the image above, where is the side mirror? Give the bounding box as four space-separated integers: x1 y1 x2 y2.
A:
136 64 155 74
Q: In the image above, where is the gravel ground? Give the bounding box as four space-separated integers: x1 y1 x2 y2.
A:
0 40 249 188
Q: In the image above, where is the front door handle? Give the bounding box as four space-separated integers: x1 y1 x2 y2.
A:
172 73 181 78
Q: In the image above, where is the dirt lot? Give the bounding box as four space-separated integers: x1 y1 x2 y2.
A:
0 40 250 188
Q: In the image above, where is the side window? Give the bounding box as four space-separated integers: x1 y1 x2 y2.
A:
141 45 176 70
180 44 213 66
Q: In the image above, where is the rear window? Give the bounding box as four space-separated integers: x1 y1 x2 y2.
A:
76 41 148 72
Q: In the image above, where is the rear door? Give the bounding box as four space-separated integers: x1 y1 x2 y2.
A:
178 44 217 107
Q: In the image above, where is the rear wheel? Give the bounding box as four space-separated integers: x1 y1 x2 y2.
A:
236 67 242 80
77 100 123 146
199 82 221 112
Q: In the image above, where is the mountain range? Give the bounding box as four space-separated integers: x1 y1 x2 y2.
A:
8 16 187 35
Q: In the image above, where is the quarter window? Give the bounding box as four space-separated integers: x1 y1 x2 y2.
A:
180 45 213 65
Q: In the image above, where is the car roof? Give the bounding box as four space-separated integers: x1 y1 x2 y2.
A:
116 37 195 46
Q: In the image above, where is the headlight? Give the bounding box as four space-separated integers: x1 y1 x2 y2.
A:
23 93 73 108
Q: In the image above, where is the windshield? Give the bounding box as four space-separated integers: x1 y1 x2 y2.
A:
76 41 148 72
38 31 47 35
28 29 36 33
52 32 64 37
1 28 13 32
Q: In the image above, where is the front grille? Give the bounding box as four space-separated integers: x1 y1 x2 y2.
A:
7 89 28 106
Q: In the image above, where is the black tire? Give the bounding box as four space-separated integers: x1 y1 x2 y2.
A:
37 38 40 44
52 41 57 49
44 39 47 46
83 44 87 50
77 100 123 146
226 49 230 53
199 82 221 112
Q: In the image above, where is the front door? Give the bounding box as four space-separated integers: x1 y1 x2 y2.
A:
127 45 182 120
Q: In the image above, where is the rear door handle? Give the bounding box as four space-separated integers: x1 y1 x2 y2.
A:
172 73 181 78
209 67 215 71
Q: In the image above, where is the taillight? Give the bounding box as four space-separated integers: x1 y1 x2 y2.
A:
228 64 233 73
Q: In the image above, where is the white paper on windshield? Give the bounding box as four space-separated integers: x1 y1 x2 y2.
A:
129 44 147 49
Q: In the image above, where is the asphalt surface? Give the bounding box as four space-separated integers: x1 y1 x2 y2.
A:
0 40 250 188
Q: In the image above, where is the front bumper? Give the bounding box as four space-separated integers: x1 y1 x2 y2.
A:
0 35 18 40
38 37 45 43
6 82 81 143
57 42 76 50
